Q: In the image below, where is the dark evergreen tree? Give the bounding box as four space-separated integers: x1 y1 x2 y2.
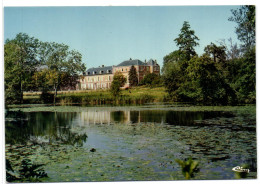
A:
128 65 138 87
174 21 199 60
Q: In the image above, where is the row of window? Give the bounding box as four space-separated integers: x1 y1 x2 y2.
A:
82 76 112 83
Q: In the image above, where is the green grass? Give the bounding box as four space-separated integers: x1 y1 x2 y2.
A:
23 86 168 105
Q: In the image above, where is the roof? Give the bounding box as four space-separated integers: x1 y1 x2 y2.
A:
117 59 145 67
86 66 113 76
146 59 158 66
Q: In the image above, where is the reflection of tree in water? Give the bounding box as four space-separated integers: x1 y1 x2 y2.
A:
110 110 232 125
110 111 128 122
5 111 87 146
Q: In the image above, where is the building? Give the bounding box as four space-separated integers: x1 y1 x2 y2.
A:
77 58 160 90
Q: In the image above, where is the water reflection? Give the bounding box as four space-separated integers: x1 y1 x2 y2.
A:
80 110 234 125
6 110 235 145
5 111 87 146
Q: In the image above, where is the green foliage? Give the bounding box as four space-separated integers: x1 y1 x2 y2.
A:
6 159 18 182
162 50 187 73
140 73 161 87
162 18 255 105
4 33 39 104
230 47 255 103
128 65 138 87
229 5 255 50
175 157 199 179
6 158 48 182
204 42 227 62
185 56 236 105
4 33 86 105
174 21 199 60
110 71 126 98
4 43 23 104
163 54 237 105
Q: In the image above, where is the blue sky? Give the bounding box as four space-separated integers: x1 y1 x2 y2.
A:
4 6 240 69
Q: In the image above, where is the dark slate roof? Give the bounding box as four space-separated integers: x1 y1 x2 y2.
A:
117 59 145 67
86 66 113 76
146 59 158 66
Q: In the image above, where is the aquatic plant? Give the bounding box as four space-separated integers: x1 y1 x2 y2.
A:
6 159 18 182
6 158 48 182
175 157 199 179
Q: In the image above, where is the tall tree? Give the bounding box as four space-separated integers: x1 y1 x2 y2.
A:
128 65 138 87
42 42 86 104
4 33 39 104
229 5 255 50
174 21 199 60
4 42 23 104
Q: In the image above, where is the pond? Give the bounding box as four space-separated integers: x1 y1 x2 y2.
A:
5 105 257 182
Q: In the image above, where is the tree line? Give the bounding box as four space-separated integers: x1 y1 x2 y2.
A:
4 33 86 105
162 5 255 105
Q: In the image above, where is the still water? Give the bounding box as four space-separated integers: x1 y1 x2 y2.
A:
5 105 257 181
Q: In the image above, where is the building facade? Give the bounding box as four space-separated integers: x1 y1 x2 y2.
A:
77 58 160 90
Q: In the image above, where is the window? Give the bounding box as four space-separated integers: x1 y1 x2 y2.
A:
88 72 90 75
122 68 123 71
147 67 149 71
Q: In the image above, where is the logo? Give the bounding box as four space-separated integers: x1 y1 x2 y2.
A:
232 166 250 173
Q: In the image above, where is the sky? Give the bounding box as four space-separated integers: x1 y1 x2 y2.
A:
4 6 240 69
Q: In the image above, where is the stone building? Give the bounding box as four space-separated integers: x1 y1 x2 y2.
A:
78 58 160 90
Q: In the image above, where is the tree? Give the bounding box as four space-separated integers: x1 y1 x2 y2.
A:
185 56 236 105
162 61 183 100
204 42 227 63
110 71 126 98
128 65 138 87
40 42 86 104
162 50 187 73
174 21 199 60
4 42 23 104
5 33 40 104
229 5 255 50
140 73 161 87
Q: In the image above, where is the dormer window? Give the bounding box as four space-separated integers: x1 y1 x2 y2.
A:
100 70 103 74
88 72 90 75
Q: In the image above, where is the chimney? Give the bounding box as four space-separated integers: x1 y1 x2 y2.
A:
130 58 132 60
102 65 104 67
145 59 146 63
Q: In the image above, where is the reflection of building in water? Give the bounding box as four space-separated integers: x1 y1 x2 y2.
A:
79 111 111 125
78 110 210 125
78 110 165 124
79 110 133 124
